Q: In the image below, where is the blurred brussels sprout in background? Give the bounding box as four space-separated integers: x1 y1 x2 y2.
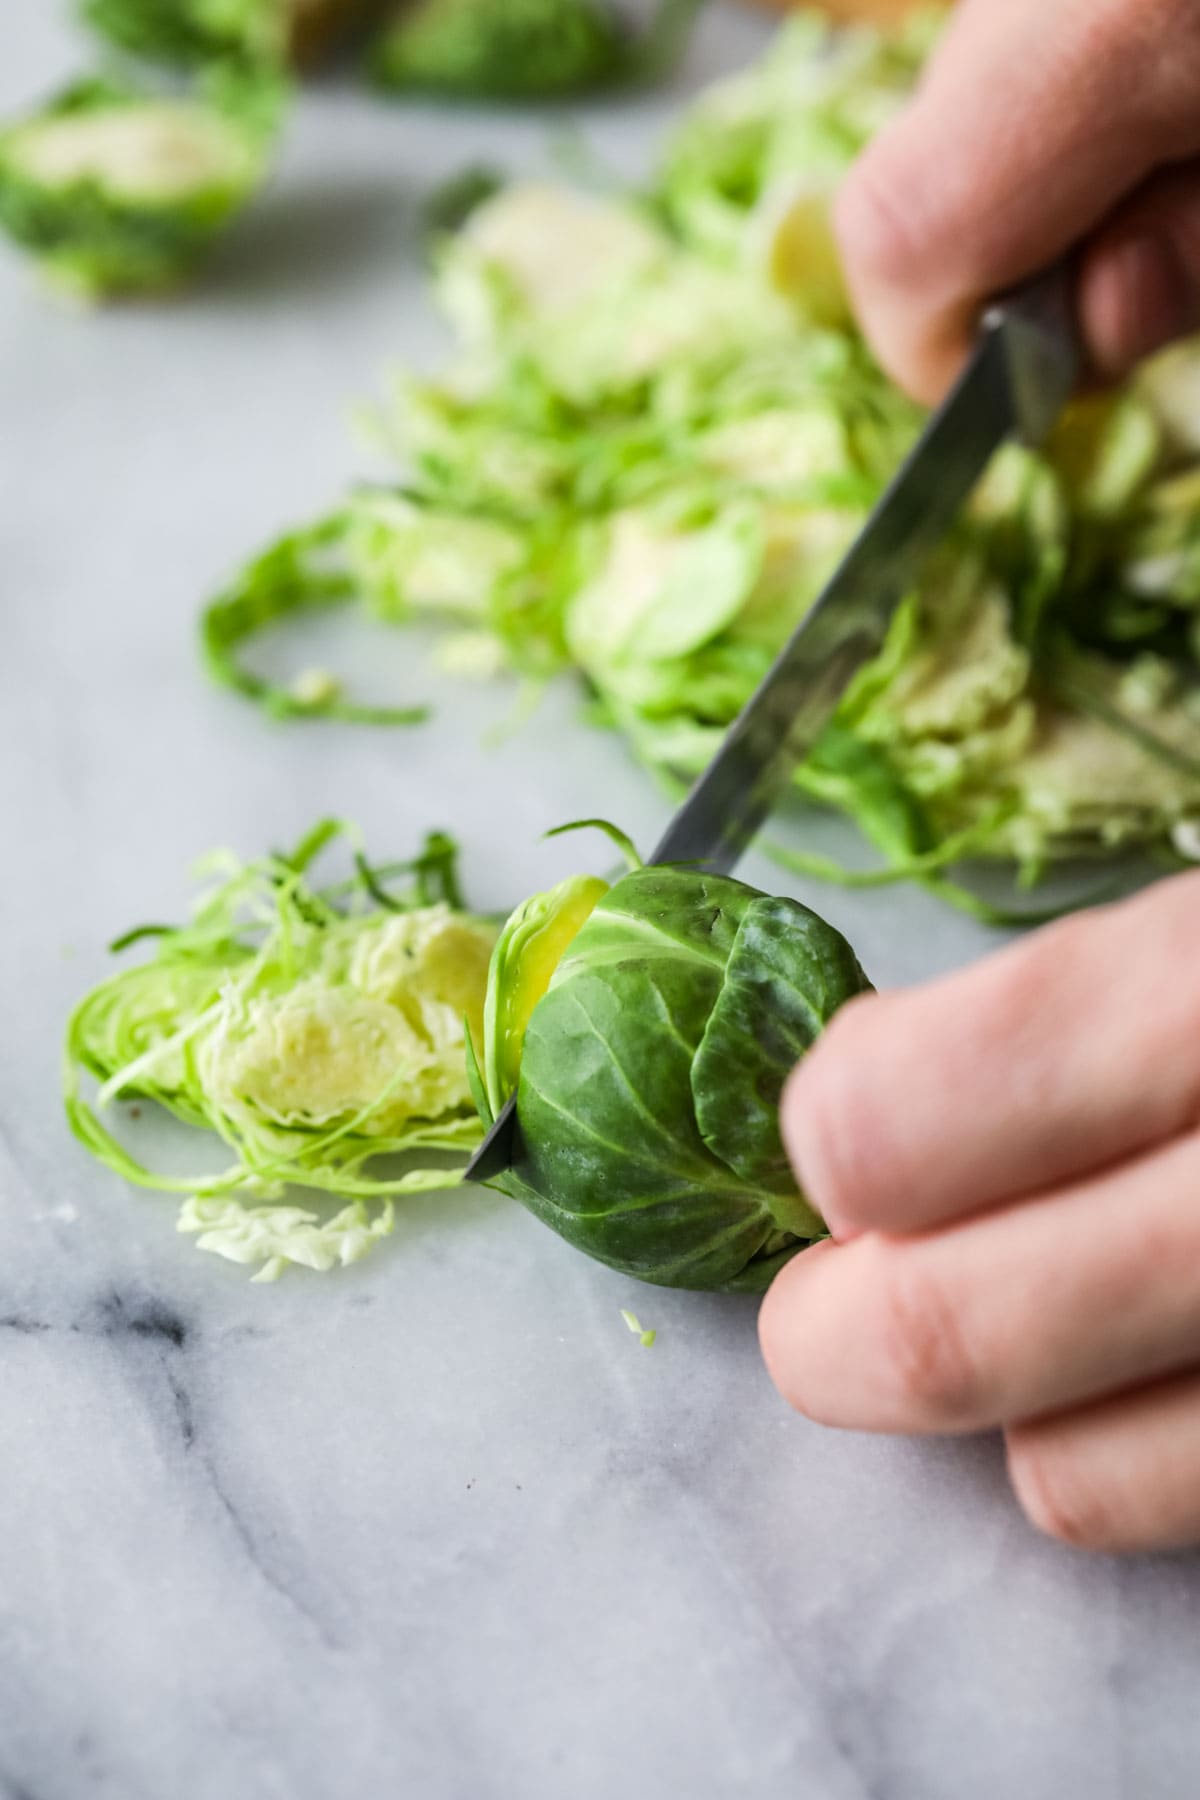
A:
0 68 282 297
372 0 626 98
80 0 384 70
371 0 701 101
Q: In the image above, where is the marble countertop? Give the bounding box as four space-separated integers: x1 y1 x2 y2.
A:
3 7 1199 1796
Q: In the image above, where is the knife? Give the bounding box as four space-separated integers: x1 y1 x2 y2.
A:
466 265 1080 1182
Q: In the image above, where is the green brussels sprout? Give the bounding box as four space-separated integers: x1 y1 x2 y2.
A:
371 0 626 98
371 0 700 101
82 0 278 66
473 847 872 1291
0 73 280 298
81 0 382 71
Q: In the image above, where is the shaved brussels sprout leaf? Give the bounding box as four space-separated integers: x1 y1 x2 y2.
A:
482 871 609 1114
1049 644 1200 784
620 1307 657 1347
64 822 496 1278
178 1195 400 1283
200 513 430 725
463 1019 494 1130
543 817 643 870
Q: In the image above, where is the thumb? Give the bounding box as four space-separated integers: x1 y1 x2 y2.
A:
831 0 1200 403
1078 165 1200 380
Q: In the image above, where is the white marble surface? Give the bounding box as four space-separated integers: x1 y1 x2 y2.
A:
3 7 1200 1797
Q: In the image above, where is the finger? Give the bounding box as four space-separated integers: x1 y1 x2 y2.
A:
1078 165 1200 377
760 1128 1200 1437
1008 1370 1200 1553
781 872 1200 1240
835 0 1200 401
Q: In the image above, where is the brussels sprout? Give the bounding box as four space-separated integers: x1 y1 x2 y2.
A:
81 0 378 70
372 0 700 100
82 0 278 66
0 73 280 298
371 0 627 98
474 851 872 1291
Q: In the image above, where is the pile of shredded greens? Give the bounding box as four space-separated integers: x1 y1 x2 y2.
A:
203 7 1200 912
64 821 497 1278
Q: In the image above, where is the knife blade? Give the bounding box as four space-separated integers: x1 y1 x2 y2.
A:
466 265 1079 1182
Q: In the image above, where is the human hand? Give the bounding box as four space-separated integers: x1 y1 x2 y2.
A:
759 871 1200 1552
836 0 1200 401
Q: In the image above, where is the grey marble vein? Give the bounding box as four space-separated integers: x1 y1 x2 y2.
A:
4 3 1200 1797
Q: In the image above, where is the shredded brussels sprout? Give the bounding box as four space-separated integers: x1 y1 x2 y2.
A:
199 7 1200 911
621 1308 657 1347
64 822 497 1278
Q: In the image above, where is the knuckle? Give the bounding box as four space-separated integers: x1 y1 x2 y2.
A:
834 140 926 290
1078 0 1200 154
877 1251 982 1429
1007 1432 1119 1552
1081 0 1176 66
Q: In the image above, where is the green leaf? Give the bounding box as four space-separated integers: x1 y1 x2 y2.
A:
463 1018 493 1128
798 723 934 865
544 817 643 869
199 513 430 726
635 510 764 662
692 894 869 1224
482 871 609 1113
512 955 780 1288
